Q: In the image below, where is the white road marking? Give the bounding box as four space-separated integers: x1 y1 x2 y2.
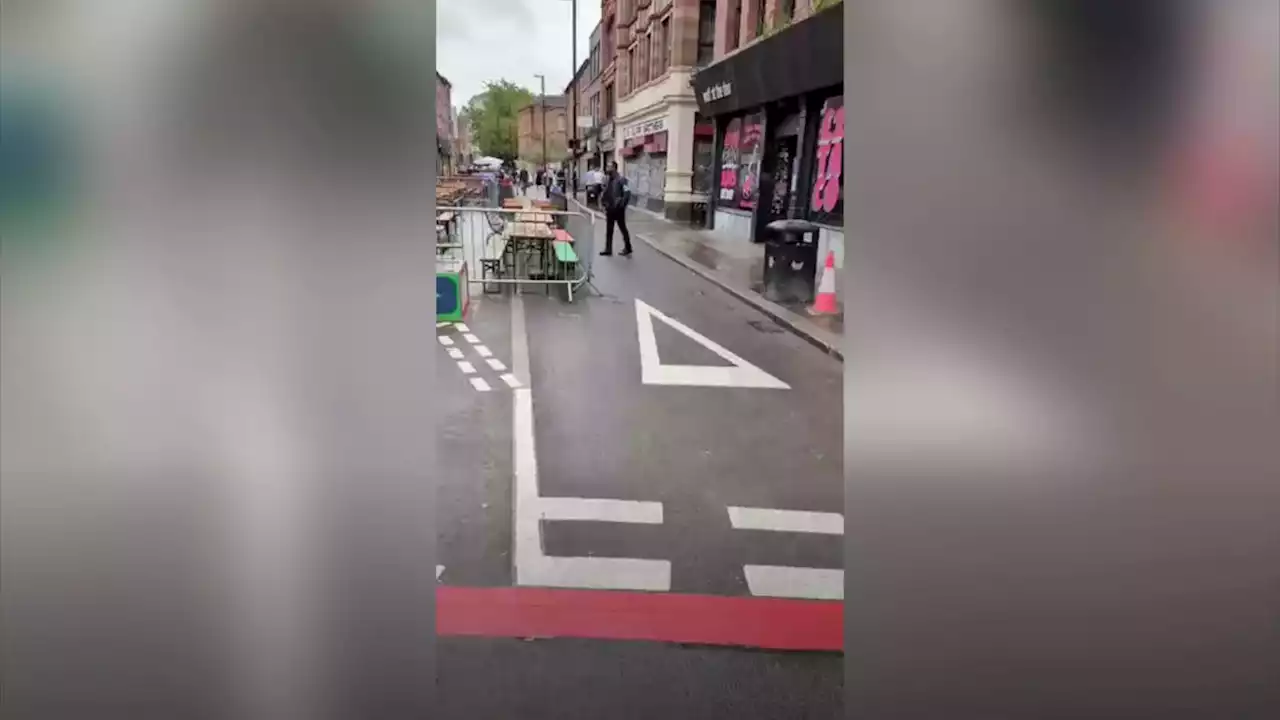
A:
454 323 470 332
511 297 670 591
727 507 844 535
462 333 481 344
436 322 450 328
539 497 664 524
487 358 507 371
446 348 464 360
474 345 494 358
457 361 476 374
500 373 522 388
520 556 671 591
743 566 844 600
470 378 491 392
437 335 455 347
634 299 790 389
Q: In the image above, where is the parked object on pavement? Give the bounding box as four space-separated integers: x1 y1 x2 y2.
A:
761 219 820 305
583 168 605 205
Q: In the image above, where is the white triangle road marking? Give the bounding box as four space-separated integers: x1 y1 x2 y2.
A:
634 299 790 389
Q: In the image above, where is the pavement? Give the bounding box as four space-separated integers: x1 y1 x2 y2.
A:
435 186 844 717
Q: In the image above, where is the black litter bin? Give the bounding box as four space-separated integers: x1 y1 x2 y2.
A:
762 219 821 305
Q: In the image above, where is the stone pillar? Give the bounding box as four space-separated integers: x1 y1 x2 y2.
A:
662 95 699 222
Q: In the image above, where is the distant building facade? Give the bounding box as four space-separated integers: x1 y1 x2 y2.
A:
517 95 569 168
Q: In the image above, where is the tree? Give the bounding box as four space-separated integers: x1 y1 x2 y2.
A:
466 80 534 162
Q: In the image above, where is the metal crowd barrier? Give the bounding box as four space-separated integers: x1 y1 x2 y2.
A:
436 205 595 302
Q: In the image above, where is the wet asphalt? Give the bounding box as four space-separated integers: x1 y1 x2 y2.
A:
433 203 844 717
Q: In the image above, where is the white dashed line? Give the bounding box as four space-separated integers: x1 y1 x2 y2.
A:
727 507 844 535
440 324 519 393
742 566 843 600
726 507 844 600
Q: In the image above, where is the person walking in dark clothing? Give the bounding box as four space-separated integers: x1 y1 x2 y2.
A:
599 161 632 256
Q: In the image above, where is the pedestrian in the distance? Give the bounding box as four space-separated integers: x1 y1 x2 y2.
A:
599 161 632 256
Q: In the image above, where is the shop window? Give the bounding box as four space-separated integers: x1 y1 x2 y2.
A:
716 111 764 210
807 94 844 222
692 136 714 194
696 1 717 67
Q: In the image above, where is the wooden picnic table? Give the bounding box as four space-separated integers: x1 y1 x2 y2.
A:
436 210 459 243
502 221 557 281
514 212 553 224
503 222 555 241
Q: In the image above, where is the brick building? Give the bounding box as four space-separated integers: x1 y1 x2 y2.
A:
517 95 569 168
436 73 453 175
611 0 719 221
566 57 592 183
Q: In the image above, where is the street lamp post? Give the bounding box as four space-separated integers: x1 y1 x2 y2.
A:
534 73 547 184
571 0 578 194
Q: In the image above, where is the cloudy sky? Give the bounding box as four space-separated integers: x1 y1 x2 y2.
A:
438 0 601 109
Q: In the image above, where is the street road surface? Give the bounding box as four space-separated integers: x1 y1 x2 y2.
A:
435 199 844 717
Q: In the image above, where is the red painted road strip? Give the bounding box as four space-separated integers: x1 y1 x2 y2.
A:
437 585 843 652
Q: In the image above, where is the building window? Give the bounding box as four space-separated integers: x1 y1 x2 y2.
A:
696 0 716 67
604 84 614 119
628 47 636 92
659 17 670 74
778 0 795 24
650 29 659 79
727 0 742 52
637 39 646 86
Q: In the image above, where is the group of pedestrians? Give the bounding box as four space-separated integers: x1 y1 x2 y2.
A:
516 167 564 197
507 161 632 257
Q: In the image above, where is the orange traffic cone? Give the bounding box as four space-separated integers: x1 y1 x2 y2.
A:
810 251 839 315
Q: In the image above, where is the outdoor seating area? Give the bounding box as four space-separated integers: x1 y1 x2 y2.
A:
434 195 589 312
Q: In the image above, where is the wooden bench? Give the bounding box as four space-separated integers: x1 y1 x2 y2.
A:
552 239 578 265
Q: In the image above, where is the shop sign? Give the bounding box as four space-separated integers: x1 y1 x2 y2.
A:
701 82 732 105
623 117 666 141
600 123 614 143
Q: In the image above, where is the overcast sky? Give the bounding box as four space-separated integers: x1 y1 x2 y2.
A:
438 0 601 109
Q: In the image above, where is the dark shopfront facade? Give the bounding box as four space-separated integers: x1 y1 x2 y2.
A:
691 3 843 246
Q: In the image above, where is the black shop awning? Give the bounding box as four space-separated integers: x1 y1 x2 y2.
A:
692 3 843 117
